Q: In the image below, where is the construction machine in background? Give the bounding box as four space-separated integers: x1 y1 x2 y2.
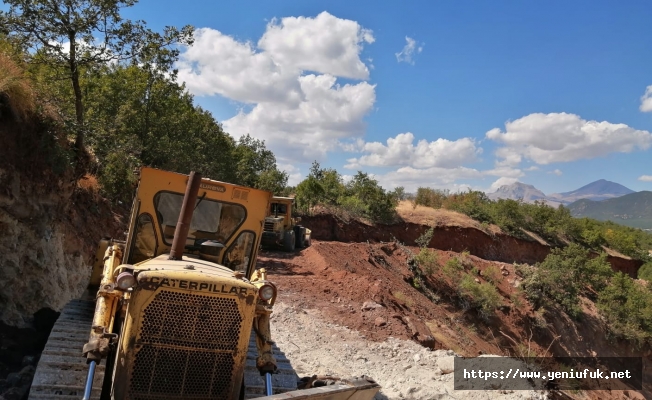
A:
28 168 380 400
261 196 311 252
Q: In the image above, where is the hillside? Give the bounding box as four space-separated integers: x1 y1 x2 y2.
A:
259 204 651 399
569 191 652 230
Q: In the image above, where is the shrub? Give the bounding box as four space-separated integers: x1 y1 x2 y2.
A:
521 243 613 319
483 265 502 283
414 187 448 208
638 261 652 281
415 248 438 275
458 275 502 316
415 227 434 248
443 257 464 285
597 272 652 346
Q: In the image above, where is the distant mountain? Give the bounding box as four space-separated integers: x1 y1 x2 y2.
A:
568 191 652 230
486 182 564 207
548 179 635 203
487 182 546 202
487 179 636 207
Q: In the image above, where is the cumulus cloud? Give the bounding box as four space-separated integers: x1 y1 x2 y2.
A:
549 169 563 176
374 166 482 191
486 112 652 165
395 36 423 65
344 133 481 169
640 85 652 112
639 175 652 182
258 13 375 80
277 163 303 186
489 177 519 192
176 12 376 162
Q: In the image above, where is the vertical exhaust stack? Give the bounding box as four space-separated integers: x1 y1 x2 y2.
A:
169 171 202 260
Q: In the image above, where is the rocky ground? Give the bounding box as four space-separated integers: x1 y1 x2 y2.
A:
270 301 549 400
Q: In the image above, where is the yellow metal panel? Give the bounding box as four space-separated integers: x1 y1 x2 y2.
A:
131 167 272 276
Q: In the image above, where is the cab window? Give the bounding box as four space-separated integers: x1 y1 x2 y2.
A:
270 203 287 215
224 231 256 272
128 214 157 264
154 192 246 245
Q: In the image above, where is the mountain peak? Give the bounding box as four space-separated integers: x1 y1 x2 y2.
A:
550 179 634 202
486 179 636 207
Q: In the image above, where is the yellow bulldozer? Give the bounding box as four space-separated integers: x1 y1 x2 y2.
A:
261 197 311 252
28 168 379 400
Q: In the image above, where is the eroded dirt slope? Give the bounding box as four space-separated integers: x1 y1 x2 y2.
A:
259 237 650 400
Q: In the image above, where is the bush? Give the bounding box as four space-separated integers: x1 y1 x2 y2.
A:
443 190 492 223
521 243 613 319
443 257 464 285
458 275 502 316
638 261 652 281
415 248 438 275
598 272 652 346
415 227 434 248
483 265 502 283
414 187 449 208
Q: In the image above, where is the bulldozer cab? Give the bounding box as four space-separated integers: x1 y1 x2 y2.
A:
122 167 271 277
269 197 298 227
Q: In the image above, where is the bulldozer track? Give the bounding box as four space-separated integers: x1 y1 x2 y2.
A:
28 299 104 400
243 333 299 398
28 299 298 399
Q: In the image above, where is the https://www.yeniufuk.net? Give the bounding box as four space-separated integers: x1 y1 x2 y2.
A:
463 368 633 382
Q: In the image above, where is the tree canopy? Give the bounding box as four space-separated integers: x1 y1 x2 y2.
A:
0 0 193 153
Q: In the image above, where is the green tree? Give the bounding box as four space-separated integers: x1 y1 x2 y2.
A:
82 64 237 201
598 272 652 345
0 0 193 153
232 134 288 192
522 243 613 318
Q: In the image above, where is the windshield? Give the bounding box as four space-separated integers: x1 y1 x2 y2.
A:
270 203 287 215
154 192 246 245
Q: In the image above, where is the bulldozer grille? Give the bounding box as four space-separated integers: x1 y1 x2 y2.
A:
129 290 243 399
264 221 274 232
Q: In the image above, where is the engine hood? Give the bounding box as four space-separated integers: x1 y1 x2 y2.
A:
133 254 236 279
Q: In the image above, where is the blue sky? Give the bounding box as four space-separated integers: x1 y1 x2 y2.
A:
120 0 652 194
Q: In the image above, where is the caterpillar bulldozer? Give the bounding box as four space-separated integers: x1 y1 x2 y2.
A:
261 197 311 252
28 167 380 399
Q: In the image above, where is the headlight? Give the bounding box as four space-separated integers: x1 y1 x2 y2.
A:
116 271 136 290
259 284 275 301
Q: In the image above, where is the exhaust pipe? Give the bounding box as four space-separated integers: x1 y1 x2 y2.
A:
169 171 202 260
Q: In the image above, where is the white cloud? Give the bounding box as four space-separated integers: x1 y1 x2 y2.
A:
639 175 652 182
549 169 563 176
489 177 519 192
487 112 652 165
524 166 540 171
395 36 423 65
278 163 303 186
258 12 375 80
224 74 376 161
344 133 481 169
640 85 652 112
373 166 483 192
176 12 376 163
